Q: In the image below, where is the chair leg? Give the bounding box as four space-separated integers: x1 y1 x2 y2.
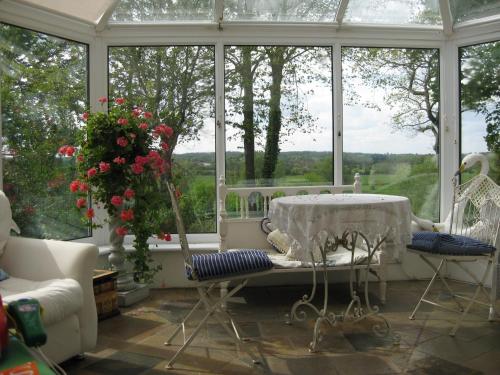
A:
450 261 493 337
410 258 445 320
489 261 498 321
166 280 249 369
164 284 216 346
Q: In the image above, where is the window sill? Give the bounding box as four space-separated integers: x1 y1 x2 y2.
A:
98 242 219 256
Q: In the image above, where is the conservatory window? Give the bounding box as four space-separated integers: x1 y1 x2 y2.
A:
342 47 440 222
0 23 90 240
459 40 500 184
224 45 333 216
223 0 340 22
108 46 216 234
110 0 215 23
343 0 442 25
450 0 500 24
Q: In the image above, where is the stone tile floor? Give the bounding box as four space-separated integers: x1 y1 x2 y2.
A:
63 281 500 374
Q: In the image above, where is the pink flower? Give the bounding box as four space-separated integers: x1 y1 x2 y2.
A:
85 208 95 219
138 122 148 130
135 155 149 166
116 137 128 147
99 161 111 173
158 232 172 241
144 111 153 119
69 180 80 193
117 118 129 126
81 112 89 121
120 209 134 222
154 124 174 138
124 188 135 199
115 98 125 105
132 108 142 117
87 168 97 178
76 198 87 208
65 146 76 157
79 182 89 192
128 133 136 140
115 226 128 236
161 142 169 151
148 150 161 160
131 163 144 174
111 195 123 207
77 154 84 163
98 96 108 104
113 156 126 165
58 145 68 155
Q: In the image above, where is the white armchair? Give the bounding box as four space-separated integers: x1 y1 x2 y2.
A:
0 191 98 363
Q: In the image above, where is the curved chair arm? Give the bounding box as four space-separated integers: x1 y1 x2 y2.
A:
0 237 98 352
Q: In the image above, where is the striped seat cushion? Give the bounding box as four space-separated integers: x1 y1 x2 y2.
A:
407 231 496 256
186 249 273 281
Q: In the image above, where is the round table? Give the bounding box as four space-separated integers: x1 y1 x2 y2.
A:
268 193 412 262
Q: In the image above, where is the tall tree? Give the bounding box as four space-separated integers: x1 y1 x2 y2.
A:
0 23 88 239
343 48 440 153
460 41 500 182
225 46 266 183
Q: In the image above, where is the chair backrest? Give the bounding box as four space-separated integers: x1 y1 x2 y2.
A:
449 174 500 247
166 182 194 271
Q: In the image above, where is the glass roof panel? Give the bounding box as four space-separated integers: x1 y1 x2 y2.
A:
110 0 215 23
18 0 116 24
450 0 500 24
344 0 442 25
223 0 340 22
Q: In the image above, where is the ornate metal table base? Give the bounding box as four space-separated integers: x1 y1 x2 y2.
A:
285 230 395 352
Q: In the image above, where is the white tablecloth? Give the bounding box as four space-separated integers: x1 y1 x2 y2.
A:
268 193 412 262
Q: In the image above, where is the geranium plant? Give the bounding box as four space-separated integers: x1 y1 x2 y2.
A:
60 97 174 283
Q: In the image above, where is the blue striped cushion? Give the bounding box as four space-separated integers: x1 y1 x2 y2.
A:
186 249 273 281
408 231 496 256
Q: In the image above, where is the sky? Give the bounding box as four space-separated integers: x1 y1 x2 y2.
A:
174 50 489 156
174 88 490 156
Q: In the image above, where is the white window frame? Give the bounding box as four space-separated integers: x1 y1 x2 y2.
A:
1 1 500 246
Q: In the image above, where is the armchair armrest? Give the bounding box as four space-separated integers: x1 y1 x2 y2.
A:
0 237 99 352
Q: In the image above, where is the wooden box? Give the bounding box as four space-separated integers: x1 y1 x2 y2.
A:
93 270 120 320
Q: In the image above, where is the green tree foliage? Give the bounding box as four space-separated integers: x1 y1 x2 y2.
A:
109 46 216 233
460 41 500 183
343 47 440 152
0 23 88 239
225 46 331 185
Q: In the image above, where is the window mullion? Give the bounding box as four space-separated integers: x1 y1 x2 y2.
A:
215 40 225 236
333 43 343 185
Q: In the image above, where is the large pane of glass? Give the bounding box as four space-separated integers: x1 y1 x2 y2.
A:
344 0 442 25
224 46 332 215
224 0 340 22
460 41 500 184
451 0 500 24
111 0 215 22
0 23 89 239
109 46 216 233
342 47 440 221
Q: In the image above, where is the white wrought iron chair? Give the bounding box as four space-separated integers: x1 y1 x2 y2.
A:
163 182 274 369
407 167 500 336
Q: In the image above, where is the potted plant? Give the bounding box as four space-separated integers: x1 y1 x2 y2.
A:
60 97 173 286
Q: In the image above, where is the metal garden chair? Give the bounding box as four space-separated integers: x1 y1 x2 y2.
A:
163 182 274 369
407 171 500 336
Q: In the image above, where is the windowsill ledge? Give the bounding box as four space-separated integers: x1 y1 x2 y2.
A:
98 242 219 256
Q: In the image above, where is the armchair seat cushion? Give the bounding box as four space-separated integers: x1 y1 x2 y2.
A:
408 231 496 256
187 249 273 281
0 277 83 326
